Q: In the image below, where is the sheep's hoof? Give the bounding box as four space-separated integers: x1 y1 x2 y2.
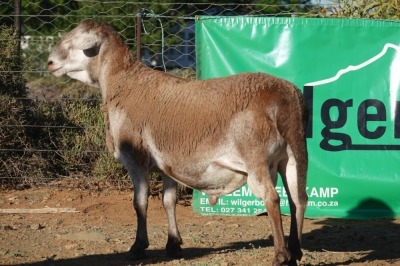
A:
127 245 147 260
288 250 302 265
166 239 183 258
272 249 292 266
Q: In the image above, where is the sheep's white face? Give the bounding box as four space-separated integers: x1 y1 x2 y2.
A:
48 24 102 88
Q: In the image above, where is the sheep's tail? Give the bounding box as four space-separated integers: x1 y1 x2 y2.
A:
278 83 309 181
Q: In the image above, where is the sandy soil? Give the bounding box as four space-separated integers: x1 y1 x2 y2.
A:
0 185 399 266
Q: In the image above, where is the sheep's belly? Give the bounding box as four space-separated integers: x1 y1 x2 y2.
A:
199 161 248 198
170 159 248 199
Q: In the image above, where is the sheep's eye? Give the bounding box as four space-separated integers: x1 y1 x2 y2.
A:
83 46 99 57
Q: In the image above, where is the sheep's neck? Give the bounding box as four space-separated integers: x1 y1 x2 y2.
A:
98 42 139 102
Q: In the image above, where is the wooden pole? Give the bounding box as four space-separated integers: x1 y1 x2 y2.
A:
0 208 79 214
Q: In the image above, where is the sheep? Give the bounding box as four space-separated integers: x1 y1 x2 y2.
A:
48 20 308 266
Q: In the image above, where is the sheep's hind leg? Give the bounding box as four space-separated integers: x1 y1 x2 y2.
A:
162 174 183 258
247 164 291 266
279 145 308 264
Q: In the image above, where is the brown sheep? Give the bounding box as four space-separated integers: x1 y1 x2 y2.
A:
48 20 308 266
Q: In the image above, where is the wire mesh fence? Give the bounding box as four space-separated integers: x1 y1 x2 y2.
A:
0 1 324 185
4 2 319 76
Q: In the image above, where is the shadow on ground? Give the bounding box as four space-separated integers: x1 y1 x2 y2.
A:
302 197 400 265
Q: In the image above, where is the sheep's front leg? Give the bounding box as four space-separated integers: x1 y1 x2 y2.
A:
128 172 150 259
162 174 183 258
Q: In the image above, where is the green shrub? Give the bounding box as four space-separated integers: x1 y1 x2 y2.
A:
25 97 128 183
0 25 26 98
311 0 400 19
0 25 30 184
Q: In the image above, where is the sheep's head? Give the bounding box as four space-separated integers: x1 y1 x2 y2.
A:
48 20 106 88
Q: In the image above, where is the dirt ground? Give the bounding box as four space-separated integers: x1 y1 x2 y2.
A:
0 183 399 266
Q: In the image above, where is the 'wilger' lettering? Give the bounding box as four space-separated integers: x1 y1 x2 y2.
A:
304 86 400 151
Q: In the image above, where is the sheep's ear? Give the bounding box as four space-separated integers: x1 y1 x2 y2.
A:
72 33 102 50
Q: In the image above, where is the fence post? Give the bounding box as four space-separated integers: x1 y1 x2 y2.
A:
136 8 142 62
14 0 22 55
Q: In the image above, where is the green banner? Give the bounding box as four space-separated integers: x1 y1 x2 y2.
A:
194 17 400 218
